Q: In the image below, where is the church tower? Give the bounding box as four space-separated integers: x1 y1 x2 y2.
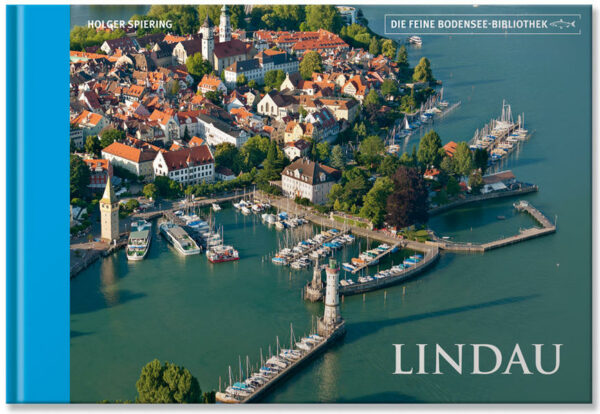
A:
99 175 119 243
318 258 344 336
199 15 214 66
219 5 231 43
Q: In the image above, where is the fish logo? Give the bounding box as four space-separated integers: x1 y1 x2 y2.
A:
549 19 576 29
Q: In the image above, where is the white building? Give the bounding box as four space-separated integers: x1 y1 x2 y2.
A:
153 145 215 185
197 114 249 147
223 51 299 87
281 158 340 205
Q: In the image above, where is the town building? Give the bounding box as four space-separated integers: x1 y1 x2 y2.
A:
197 74 227 95
283 139 311 160
70 110 109 138
281 157 340 204
197 113 249 147
101 140 159 180
84 159 113 190
153 145 215 185
172 8 254 72
99 176 119 243
223 50 299 87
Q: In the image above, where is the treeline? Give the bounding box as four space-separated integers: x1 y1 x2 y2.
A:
70 26 125 51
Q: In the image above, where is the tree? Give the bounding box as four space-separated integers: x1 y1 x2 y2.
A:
143 183 158 200
337 168 370 208
186 53 212 81
84 135 101 156
247 79 258 89
440 155 455 177
264 69 286 90
329 145 345 170
400 93 416 113
417 130 443 168
468 170 484 193
70 155 90 199
304 5 342 33
299 51 323 80
364 89 381 109
154 176 183 199
473 148 489 174
380 79 399 97
359 135 385 166
369 37 380 55
386 166 429 228
182 126 191 142
396 45 409 67
316 141 330 163
236 74 247 86
377 155 400 177
453 141 474 177
204 90 223 105
381 39 396 59
146 6 200 35
136 359 201 403
446 176 460 197
214 143 243 174
240 135 270 170
99 128 125 149
412 57 434 83
169 81 180 96
360 176 394 227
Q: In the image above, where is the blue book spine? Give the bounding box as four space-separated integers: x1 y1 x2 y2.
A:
6 5 70 403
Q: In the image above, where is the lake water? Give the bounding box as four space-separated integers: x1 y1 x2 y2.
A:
70 5 591 403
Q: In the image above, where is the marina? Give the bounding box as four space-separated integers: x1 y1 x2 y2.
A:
271 228 351 268
469 100 531 164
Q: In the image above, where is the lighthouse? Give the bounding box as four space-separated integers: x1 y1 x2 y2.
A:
318 258 344 337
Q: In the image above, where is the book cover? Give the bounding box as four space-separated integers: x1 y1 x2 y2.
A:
6 3 592 404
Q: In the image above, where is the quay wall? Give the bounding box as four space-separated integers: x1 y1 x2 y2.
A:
339 247 440 297
428 185 538 216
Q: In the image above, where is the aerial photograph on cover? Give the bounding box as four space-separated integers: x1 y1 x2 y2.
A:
69 4 591 403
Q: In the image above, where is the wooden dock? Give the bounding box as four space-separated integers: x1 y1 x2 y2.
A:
276 229 349 266
350 242 402 274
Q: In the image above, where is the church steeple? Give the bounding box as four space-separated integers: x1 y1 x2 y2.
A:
199 14 214 66
219 5 231 43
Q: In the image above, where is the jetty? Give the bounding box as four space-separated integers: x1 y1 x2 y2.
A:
280 229 348 266
429 200 556 253
349 242 401 274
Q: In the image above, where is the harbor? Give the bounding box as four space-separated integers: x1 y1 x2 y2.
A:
216 259 346 404
70 4 589 404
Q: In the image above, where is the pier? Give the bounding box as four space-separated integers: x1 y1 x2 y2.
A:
429 200 556 253
339 246 439 297
274 228 349 266
239 323 346 403
349 242 402 274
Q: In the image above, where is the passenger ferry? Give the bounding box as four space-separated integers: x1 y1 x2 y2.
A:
126 220 152 261
159 221 201 256
206 244 239 263
408 35 422 46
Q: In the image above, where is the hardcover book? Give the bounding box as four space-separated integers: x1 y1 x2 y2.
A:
6 3 592 404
